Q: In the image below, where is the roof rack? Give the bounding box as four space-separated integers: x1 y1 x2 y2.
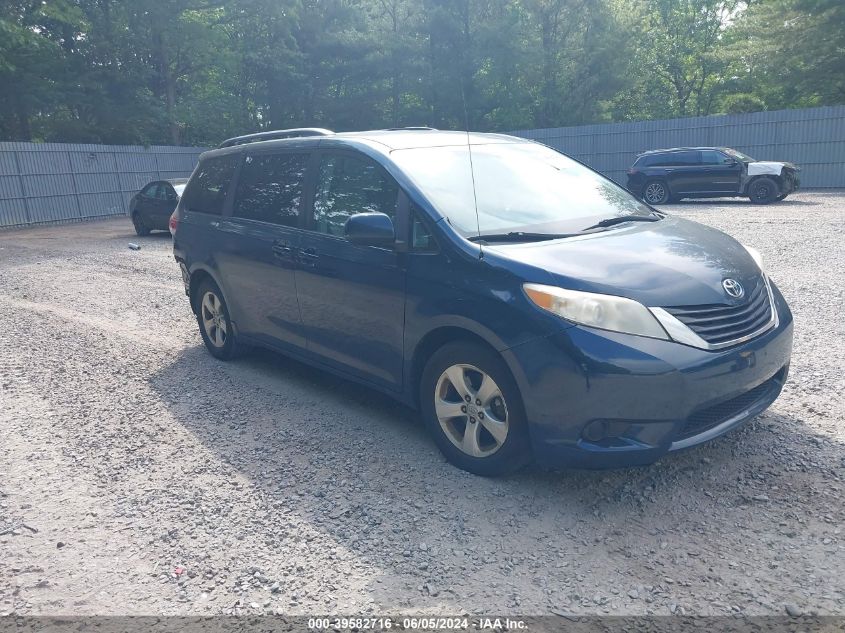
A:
218 128 334 148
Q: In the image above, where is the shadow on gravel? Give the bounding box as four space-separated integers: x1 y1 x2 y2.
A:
148 342 843 575
125 231 173 240
670 199 816 207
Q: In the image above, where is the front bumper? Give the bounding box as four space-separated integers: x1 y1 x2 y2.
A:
502 282 793 469
785 170 800 194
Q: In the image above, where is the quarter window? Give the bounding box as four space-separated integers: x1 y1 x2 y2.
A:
182 154 239 216
313 154 398 236
411 206 437 252
233 153 309 227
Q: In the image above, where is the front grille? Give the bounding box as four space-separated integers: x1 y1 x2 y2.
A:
664 280 772 346
677 372 782 440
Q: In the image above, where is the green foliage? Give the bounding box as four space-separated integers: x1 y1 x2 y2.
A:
727 0 845 110
721 93 767 114
0 0 842 143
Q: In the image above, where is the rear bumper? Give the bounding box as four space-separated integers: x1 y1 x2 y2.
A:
626 177 645 198
502 282 793 469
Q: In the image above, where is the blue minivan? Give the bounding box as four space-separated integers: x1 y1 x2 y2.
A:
171 128 793 476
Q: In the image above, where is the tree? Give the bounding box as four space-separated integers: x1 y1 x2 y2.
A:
728 0 845 110
613 0 742 119
1 0 843 143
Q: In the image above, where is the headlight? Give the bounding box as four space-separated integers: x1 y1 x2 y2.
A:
743 244 764 272
523 283 669 340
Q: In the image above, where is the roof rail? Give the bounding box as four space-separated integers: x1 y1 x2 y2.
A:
385 126 438 131
218 128 334 148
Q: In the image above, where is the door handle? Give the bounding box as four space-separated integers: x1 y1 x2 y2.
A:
299 247 319 266
272 241 293 258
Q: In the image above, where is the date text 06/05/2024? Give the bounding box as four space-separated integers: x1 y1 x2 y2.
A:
307 617 527 630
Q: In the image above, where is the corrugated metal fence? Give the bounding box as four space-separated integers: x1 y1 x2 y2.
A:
512 105 845 188
2 105 844 228
0 142 206 229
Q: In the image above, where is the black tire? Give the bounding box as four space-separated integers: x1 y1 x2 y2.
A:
195 279 244 360
132 213 151 236
748 177 779 204
775 193 789 201
420 341 531 476
642 179 671 205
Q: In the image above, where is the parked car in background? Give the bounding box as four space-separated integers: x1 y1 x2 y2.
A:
129 179 188 235
626 147 800 205
171 128 793 476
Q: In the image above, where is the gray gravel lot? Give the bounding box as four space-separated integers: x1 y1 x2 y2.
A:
1 191 843 617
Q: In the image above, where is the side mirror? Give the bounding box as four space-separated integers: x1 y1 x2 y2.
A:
344 212 395 247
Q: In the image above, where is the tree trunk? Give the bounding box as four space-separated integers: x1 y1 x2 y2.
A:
15 95 32 141
153 28 181 145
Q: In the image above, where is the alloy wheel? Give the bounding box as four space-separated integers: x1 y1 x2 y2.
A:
201 291 228 348
644 182 666 204
434 364 509 457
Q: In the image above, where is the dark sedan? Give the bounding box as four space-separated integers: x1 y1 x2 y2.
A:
129 179 188 235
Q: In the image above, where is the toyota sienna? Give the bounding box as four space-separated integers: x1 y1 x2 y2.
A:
171 128 793 476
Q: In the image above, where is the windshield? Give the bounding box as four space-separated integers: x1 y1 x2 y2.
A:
724 148 756 162
390 142 653 236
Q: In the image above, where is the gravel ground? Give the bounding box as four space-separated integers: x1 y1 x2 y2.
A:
1 191 843 618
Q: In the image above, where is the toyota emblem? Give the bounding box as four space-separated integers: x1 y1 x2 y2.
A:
722 278 744 298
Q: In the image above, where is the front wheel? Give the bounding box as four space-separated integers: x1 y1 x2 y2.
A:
749 177 779 204
420 341 531 476
775 193 789 201
643 180 670 205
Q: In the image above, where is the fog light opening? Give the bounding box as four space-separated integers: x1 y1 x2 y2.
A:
582 420 632 444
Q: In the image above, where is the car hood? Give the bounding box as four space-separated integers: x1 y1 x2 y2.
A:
748 161 800 175
483 216 763 307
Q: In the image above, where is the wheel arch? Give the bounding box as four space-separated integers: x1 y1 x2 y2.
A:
188 266 225 316
409 326 514 410
744 173 784 194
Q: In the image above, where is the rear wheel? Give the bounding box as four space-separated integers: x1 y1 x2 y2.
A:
643 180 670 205
196 279 243 360
749 177 779 204
132 213 151 236
420 341 531 476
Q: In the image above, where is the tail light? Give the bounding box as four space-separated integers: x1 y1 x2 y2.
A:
169 211 178 236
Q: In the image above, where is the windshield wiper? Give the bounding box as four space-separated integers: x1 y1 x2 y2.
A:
468 231 577 243
582 214 661 231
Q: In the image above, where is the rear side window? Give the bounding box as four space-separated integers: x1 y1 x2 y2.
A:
233 153 309 227
182 154 239 215
313 153 398 236
665 151 699 166
700 150 731 165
